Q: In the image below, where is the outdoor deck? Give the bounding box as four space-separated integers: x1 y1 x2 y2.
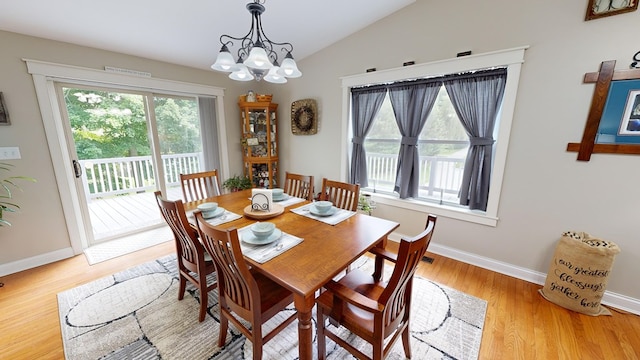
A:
88 186 183 241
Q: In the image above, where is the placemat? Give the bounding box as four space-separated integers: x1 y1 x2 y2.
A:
274 195 306 207
187 209 242 226
290 203 356 225
237 224 304 263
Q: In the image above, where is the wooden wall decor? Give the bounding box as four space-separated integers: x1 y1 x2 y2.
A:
567 60 640 161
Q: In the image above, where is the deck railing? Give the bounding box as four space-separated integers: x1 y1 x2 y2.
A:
79 148 465 201
366 153 465 198
79 152 203 200
364 139 467 200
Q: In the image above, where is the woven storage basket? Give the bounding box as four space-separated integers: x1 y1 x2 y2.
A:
539 231 620 316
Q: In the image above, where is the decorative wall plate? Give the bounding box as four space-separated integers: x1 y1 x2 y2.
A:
291 99 317 135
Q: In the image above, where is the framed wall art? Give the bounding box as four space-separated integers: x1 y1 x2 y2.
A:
585 0 638 20
0 92 10 125
566 60 640 160
291 99 317 135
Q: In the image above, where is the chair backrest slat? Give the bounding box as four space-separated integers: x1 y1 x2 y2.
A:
380 215 436 330
195 214 259 316
283 172 314 201
180 170 222 202
321 178 360 211
154 191 205 271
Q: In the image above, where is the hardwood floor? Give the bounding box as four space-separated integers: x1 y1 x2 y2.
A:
0 241 175 360
1 241 639 360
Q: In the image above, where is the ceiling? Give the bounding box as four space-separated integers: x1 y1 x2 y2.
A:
0 0 415 71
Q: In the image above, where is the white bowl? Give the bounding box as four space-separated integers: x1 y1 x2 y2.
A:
272 188 284 198
250 222 276 239
314 201 333 213
197 202 218 217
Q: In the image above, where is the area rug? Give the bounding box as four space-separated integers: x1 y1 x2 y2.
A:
58 255 487 360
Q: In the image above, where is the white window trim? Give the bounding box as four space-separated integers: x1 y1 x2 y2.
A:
339 46 528 227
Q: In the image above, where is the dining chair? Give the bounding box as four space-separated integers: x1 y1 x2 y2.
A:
154 191 217 322
194 212 298 360
319 178 360 274
180 170 222 202
320 178 360 211
283 171 314 201
316 215 437 360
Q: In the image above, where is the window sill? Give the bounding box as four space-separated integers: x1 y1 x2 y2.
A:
366 192 498 227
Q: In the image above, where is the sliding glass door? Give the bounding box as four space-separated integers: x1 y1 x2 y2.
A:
154 95 204 200
59 85 205 244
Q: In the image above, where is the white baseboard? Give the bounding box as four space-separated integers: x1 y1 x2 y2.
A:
388 233 640 316
0 247 75 277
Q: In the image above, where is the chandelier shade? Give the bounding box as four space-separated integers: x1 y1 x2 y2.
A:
229 63 255 81
211 0 302 83
264 62 287 84
210 45 238 72
278 52 302 78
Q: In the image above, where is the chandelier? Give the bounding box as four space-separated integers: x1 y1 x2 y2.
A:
211 0 302 83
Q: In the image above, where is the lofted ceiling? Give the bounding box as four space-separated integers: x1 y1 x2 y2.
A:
0 0 415 71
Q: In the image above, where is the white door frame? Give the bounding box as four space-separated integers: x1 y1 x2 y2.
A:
25 59 229 254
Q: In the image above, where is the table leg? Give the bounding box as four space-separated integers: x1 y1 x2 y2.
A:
294 294 316 360
372 236 387 281
373 255 384 281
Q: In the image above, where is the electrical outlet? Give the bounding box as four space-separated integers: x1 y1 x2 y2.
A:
0 147 21 160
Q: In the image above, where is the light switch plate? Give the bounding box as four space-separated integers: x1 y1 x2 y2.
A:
0 147 21 160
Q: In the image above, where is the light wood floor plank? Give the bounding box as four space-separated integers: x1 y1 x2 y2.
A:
1 243 639 359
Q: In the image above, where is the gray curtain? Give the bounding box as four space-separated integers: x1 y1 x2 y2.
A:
388 80 441 198
198 97 221 172
349 86 387 187
443 68 507 211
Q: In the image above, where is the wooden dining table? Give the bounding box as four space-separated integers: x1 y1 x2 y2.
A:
186 189 399 360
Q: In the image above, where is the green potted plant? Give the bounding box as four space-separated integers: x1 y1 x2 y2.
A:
357 193 376 215
1 162 36 226
222 174 252 192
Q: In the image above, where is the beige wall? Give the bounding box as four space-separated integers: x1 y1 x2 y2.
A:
278 0 640 304
1 0 638 308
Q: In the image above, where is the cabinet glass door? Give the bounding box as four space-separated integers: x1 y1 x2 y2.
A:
240 102 278 189
248 109 268 157
245 161 278 188
270 111 277 156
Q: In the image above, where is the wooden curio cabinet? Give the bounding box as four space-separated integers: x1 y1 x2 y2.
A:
239 99 279 188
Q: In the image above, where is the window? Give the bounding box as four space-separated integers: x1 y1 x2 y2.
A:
341 47 527 226
365 87 469 205
418 87 469 203
364 96 400 192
